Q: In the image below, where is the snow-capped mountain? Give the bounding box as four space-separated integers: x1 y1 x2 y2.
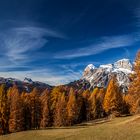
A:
82 59 134 92
0 77 52 92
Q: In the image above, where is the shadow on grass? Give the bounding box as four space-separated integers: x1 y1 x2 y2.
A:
41 118 111 130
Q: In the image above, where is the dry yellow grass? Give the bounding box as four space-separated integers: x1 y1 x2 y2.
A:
0 115 140 140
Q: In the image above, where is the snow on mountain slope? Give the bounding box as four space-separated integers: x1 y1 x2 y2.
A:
24 77 33 84
82 59 134 92
100 64 113 72
114 59 132 70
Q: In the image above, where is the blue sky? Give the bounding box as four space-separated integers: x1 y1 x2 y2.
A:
0 0 140 85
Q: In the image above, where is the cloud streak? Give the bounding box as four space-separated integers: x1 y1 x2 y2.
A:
54 34 137 59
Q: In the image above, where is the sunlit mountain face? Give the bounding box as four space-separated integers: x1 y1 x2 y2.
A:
0 0 139 85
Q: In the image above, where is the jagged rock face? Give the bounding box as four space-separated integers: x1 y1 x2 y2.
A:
114 59 132 70
82 59 134 92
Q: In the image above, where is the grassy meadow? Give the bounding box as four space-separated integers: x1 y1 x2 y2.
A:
0 115 140 140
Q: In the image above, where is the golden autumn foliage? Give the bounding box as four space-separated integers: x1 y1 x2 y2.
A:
50 86 64 115
103 77 123 116
21 92 32 130
66 88 78 125
82 89 90 99
0 84 9 134
29 88 41 129
87 92 97 120
127 51 140 114
86 88 106 120
96 88 106 118
40 89 50 128
82 89 90 120
54 93 67 126
8 86 24 133
87 88 99 120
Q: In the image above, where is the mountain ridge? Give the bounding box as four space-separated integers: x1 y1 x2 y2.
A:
82 58 134 92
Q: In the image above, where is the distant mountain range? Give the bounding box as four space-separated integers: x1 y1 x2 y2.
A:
0 59 134 92
0 77 52 93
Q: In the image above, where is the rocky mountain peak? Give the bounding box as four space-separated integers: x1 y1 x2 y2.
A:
82 59 134 92
83 64 96 77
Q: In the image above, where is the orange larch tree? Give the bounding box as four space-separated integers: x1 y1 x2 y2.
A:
127 51 140 114
87 87 99 120
103 77 123 116
0 84 9 134
8 86 24 132
29 88 41 129
40 89 50 128
53 93 67 126
66 88 78 125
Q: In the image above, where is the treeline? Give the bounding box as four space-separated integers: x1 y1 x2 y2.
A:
0 51 140 135
0 76 128 135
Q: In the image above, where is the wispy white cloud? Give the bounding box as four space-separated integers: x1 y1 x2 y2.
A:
0 26 65 64
54 34 137 59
